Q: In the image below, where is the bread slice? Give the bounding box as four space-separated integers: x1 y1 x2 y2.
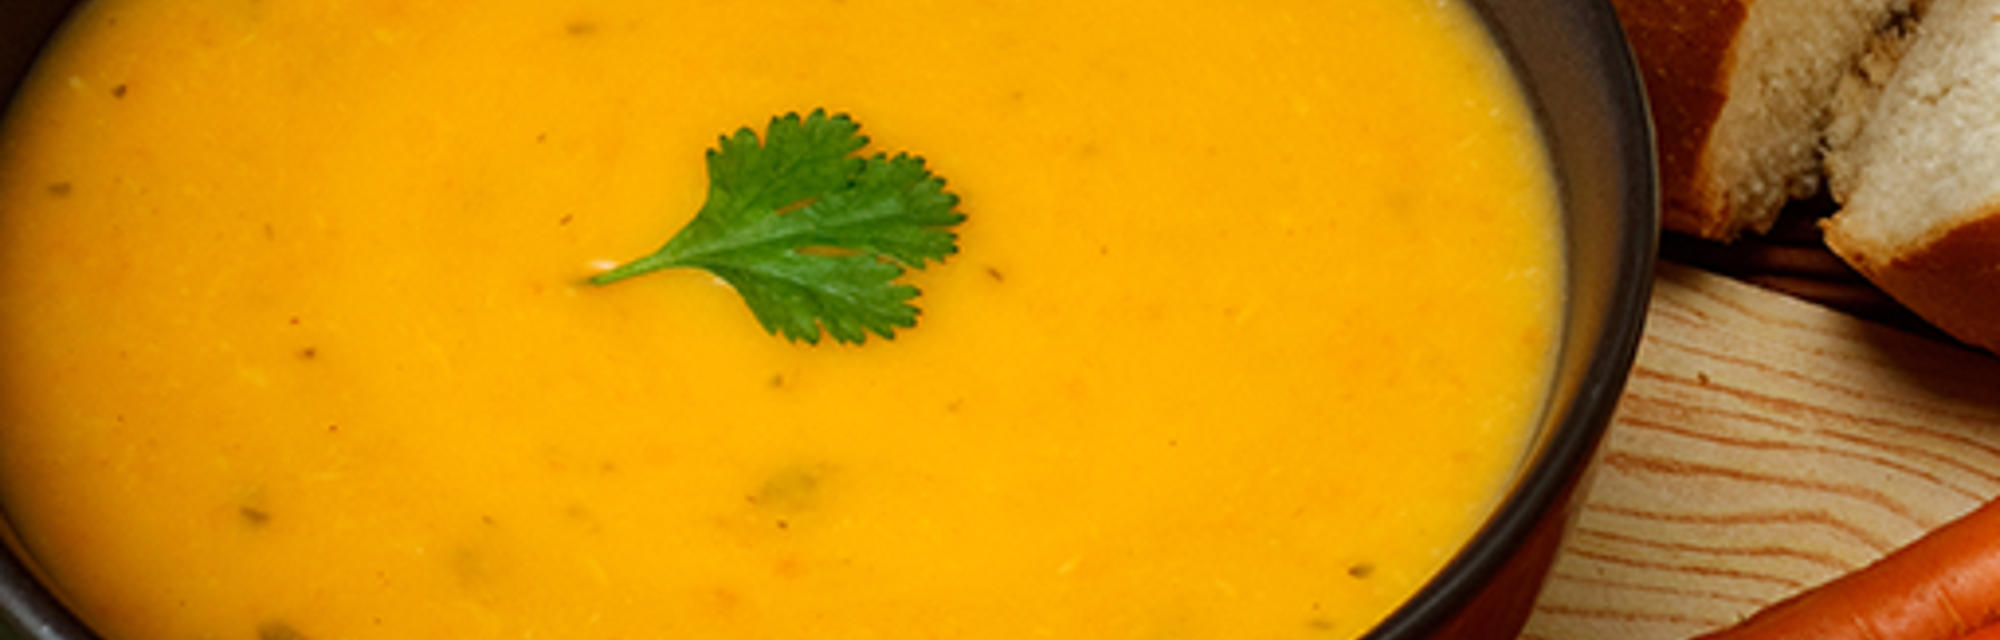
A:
1611 0 1913 240
1824 0 2000 352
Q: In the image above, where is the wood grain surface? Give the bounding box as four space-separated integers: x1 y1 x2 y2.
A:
1519 260 2000 640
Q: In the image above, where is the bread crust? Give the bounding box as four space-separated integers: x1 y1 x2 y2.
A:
1609 0 1748 240
1825 212 2000 353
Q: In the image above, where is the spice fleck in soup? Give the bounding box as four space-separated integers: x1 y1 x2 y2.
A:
0 0 1561 638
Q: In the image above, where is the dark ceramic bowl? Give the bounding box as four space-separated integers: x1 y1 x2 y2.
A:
1359 0 1657 637
0 0 1656 638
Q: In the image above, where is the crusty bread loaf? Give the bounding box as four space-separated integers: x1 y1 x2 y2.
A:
1824 0 2000 352
1610 0 1913 240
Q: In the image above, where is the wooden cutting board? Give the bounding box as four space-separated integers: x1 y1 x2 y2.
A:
1519 261 2000 640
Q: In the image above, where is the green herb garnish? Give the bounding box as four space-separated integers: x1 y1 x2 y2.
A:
590 110 965 345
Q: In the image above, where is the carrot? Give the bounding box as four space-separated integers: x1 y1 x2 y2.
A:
1694 497 2000 640
1968 622 2000 640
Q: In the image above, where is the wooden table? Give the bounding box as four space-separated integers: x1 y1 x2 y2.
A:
1519 258 2000 639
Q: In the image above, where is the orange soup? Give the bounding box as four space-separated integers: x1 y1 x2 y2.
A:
0 0 1561 638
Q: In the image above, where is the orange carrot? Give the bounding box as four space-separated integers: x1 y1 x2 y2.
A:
1967 622 2000 640
1694 497 2000 640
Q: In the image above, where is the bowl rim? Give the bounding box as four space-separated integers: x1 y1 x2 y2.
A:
1359 0 1660 636
0 4 116 636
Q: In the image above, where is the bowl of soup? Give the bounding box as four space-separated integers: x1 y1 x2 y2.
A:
0 0 1655 638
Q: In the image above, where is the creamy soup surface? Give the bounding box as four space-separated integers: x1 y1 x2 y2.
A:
0 0 1561 638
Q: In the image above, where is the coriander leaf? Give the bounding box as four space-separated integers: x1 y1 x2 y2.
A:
589 110 965 345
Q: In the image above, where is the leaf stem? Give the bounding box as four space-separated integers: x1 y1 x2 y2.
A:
589 251 680 286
